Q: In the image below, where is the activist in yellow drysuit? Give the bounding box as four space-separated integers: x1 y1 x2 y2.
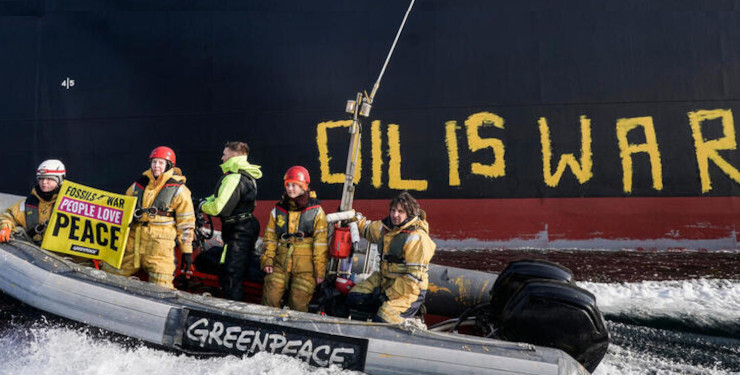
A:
261 166 328 312
346 191 436 324
0 159 67 245
103 147 195 288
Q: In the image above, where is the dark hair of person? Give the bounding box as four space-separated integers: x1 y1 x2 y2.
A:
389 191 421 217
224 141 249 156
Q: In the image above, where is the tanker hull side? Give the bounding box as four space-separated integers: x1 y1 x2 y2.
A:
1 1 739 250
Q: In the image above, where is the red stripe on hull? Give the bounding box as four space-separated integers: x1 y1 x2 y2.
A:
247 197 739 251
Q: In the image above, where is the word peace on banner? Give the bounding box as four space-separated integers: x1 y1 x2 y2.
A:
41 180 136 269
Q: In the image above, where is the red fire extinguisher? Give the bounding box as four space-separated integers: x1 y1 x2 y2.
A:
329 223 352 258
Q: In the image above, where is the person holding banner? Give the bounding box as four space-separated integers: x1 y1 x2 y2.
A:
260 166 328 312
345 191 436 324
199 141 263 301
102 146 195 288
0 159 67 245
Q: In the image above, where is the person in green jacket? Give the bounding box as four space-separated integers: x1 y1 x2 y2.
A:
199 141 263 301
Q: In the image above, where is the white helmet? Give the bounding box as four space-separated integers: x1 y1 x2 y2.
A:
37 159 66 185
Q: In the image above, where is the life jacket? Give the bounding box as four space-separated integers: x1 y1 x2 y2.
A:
274 199 321 238
23 194 42 242
132 174 183 214
382 225 421 264
223 170 257 216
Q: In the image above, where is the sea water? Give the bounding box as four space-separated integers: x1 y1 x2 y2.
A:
0 279 738 375
587 279 740 375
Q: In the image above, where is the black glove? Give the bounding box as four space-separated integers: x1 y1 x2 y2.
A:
373 287 389 303
181 252 193 273
196 198 206 213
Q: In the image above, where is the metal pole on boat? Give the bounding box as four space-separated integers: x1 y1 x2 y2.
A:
368 0 416 104
339 0 416 212
331 0 417 278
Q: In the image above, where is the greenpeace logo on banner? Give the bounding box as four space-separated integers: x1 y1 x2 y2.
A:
70 245 98 255
182 311 367 371
42 180 136 269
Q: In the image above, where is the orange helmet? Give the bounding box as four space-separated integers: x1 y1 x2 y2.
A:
284 166 310 191
149 146 176 166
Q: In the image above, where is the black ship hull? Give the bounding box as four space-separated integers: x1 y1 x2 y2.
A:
1 1 739 249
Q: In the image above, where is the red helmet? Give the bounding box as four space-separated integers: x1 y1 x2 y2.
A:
284 166 310 191
149 146 176 166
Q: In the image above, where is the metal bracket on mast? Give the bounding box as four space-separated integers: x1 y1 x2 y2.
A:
339 92 367 212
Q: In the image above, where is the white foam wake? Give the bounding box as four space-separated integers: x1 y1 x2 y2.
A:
578 278 740 327
0 323 362 375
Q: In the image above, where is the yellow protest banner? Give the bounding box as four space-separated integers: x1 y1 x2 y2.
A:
41 180 135 269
